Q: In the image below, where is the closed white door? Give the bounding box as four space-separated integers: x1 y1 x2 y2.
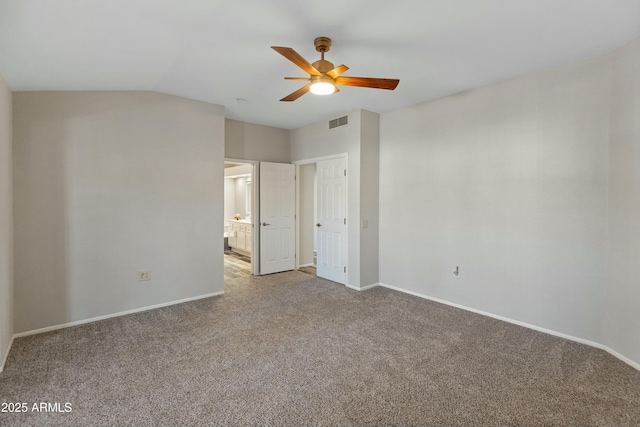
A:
259 162 295 275
316 158 347 284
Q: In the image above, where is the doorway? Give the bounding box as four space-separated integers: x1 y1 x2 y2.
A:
222 158 346 282
297 163 317 276
224 160 255 279
295 155 348 285
224 160 297 279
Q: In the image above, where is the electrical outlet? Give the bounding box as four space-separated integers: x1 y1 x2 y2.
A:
361 219 369 229
138 270 151 281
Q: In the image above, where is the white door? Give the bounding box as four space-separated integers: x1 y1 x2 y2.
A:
316 158 347 284
260 162 295 274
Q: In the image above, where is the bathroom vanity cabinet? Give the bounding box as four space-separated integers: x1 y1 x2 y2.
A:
228 220 252 255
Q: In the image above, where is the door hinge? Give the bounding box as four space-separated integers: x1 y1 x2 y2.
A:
344 218 346 225
344 169 346 176
344 266 346 273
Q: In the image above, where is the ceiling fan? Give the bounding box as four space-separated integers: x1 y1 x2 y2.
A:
271 37 400 102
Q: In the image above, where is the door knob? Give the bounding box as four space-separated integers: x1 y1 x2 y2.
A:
316 223 322 227
262 222 270 226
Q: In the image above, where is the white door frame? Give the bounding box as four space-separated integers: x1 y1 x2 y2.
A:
225 158 260 276
293 153 348 276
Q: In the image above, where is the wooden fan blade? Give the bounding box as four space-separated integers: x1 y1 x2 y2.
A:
326 64 349 79
284 77 311 81
280 84 312 102
272 46 321 76
334 76 400 90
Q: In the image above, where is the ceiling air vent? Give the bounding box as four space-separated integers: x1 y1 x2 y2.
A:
329 115 348 129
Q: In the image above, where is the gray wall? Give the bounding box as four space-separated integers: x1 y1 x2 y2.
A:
13 91 225 333
0 73 13 370
379 39 640 366
225 119 290 162
380 53 611 346
606 38 640 364
359 111 380 287
291 110 382 288
291 111 362 288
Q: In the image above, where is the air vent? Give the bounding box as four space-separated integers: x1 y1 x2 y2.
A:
329 115 348 129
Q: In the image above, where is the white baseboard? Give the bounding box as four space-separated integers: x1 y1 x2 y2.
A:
378 282 640 372
604 346 640 371
5 283 638 373
1 334 15 373
11 291 225 341
1 291 224 372
346 283 380 292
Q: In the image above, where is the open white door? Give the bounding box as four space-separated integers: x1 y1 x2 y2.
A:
316 158 347 284
259 162 295 275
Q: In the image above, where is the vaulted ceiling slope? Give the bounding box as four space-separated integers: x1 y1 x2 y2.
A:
0 0 638 129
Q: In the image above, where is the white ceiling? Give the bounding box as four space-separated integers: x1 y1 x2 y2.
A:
0 0 638 130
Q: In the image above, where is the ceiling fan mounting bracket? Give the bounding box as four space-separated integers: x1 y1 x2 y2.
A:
314 37 332 53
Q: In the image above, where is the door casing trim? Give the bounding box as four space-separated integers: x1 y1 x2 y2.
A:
293 153 348 282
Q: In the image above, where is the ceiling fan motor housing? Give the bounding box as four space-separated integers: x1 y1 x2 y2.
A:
312 59 335 74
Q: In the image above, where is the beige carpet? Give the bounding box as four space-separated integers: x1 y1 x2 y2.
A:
1 271 639 426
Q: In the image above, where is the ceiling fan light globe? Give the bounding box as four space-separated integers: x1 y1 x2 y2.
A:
310 81 335 95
